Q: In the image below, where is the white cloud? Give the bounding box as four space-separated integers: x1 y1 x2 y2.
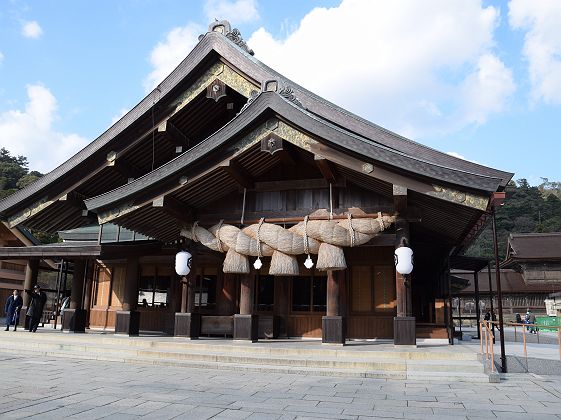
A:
459 54 515 125
204 0 259 24
509 0 561 105
21 20 43 39
0 84 88 173
248 0 514 139
0 51 4 65
144 22 203 92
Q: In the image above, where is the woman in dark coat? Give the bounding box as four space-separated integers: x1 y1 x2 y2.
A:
26 285 47 332
4 289 23 331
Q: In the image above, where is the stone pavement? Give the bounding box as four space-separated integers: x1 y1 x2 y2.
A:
1 353 561 419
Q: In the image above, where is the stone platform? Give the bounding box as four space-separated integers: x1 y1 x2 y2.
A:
0 329 490 382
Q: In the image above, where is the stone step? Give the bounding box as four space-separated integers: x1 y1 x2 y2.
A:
0 333 484 376
0 346 489 382
0 331 479 361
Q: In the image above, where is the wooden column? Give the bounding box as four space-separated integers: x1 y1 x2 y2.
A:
326 270 340 317
322 270 345 344
83 260 94 328
22 259 39 307
180 280 189 313
274 276 289 338
63 259 87 332
234 273 258 341
217 273 236 315
69 260 86 309
20 259 39 328
393 184 416 345
115 256 140 336
175 256 200 339
474 271 481 340
239 274 253 315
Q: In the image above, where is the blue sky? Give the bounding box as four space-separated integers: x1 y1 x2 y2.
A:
0 0 560 185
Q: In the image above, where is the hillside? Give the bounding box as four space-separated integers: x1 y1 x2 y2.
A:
467 179 561 260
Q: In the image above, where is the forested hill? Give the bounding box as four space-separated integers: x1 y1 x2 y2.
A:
467 179 561 260
0 148 42 199
0 148 560 256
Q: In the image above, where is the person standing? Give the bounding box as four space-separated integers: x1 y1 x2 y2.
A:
528 310 537 334
4 290 23 331
26 285 47 333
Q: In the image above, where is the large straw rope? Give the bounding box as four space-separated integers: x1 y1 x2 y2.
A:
181 213 395 274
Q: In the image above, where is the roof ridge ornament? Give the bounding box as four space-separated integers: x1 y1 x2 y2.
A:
204 20 254 56
278 85 303 108
237 89 260 115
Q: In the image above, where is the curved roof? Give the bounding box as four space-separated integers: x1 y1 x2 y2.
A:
85 91 504 213
0 20 513 221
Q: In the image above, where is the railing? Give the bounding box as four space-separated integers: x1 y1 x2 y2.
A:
480 320 561 373
509 322 561 364
479 320 496 373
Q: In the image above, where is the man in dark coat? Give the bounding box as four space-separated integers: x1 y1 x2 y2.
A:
26 285 47 332
4 289 23 331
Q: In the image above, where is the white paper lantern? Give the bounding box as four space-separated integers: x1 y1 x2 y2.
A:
175 251 192 276
394 247 413 275
304 255 314 269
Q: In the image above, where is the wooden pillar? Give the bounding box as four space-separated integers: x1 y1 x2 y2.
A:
474 271 481 340
115 256 140 336
180 280 189 313
217 273 236 315
234 273 258 341
239 274 253 315
20 259 39 328
83 260 94 328
63 259 87 332
322 270 345 344
22 259 39 307
274 276 289 338
175 254 200 338
69 260 86 309
326 270 341 316
393 184 416 345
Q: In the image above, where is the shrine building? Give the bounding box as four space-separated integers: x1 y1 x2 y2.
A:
0 20 513 345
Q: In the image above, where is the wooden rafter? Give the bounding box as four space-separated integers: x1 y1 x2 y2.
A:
314 155 337 183
220 160 253 189
152 195 193 224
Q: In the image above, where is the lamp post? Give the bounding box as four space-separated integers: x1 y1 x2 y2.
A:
394 243 415 345
174 250 200 339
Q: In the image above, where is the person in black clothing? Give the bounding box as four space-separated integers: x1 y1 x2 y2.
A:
26 285 47 332
4 289 23 331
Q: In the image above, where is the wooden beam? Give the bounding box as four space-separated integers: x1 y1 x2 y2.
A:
253 178 345 192
220 161 253 189
106 152 144 180
314 155 337 183
152 195 193 224
58 191 88 210
393 185 407 215
311 143 490 211
162 121 190 150
196 207 421 226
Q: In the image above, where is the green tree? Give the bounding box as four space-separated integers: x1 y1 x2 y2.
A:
467 178 561 260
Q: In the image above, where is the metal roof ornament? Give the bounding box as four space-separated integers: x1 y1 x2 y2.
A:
206 20 254 56
278 85 303 108
237 89 260 115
